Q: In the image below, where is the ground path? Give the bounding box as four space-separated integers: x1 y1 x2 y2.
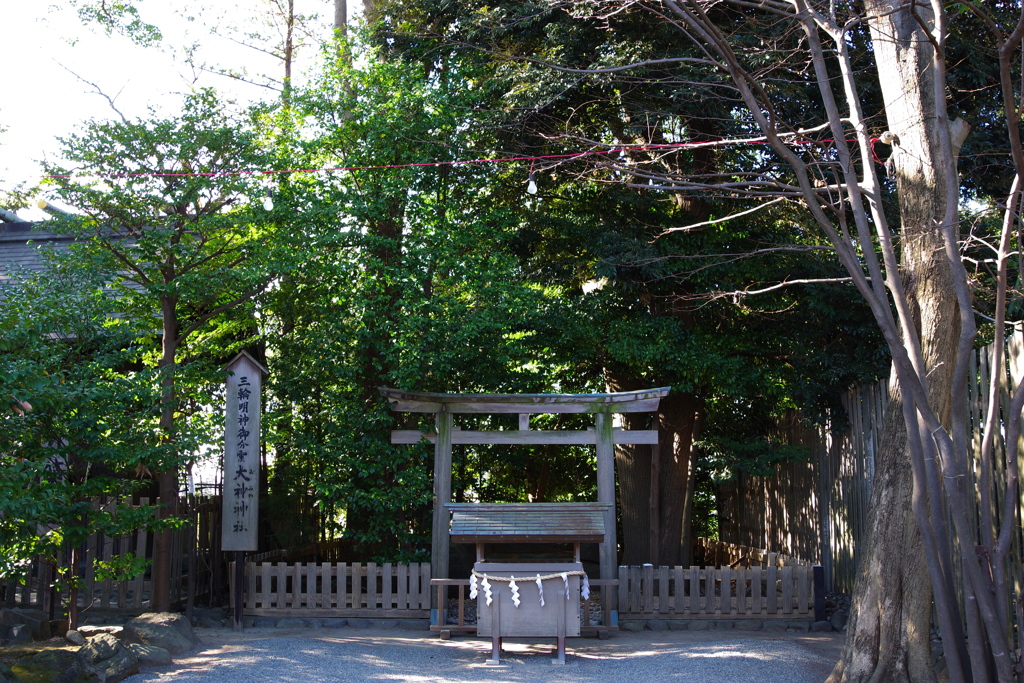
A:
124 626 842 682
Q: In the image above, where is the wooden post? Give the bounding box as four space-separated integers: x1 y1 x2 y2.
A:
595 411 617 622
813 564 826 622
233 552 244 631
431 407 454 623
650 442 660 569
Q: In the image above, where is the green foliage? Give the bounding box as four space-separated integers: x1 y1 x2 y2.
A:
67 0 162 46
0 260 169 578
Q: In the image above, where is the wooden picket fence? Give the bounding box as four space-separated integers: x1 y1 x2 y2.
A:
618 564 816 619
231 561 431 617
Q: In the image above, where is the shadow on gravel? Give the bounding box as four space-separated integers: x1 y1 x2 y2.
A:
124 627 842 683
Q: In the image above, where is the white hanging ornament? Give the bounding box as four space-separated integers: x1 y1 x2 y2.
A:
561 572 570 598
469 574 478 600
581 574 590 601
509 575 521 608
482 576 493 606
536 574 545 607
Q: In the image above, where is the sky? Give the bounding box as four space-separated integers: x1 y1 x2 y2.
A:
0 1 332 220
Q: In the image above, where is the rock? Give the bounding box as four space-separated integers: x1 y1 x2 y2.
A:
667 621 689 631
714 621 735 631
123 613 200 655
687 620 711 631
734 620 763 631
347 619 371 630
252 617 277 628
50 620 69 638
78 626 124 639
79 633 139 683
9 624 32 645
66 630 87 646
786 620 811 633
370 620 397 630
11 649 103 683
620 621 645 632
275 619 306 629
811 621 834 632
1 608 50 640
0 663 17 682
128 643 173 666
763 621 789 632
647 620 668 631
830 609 849 632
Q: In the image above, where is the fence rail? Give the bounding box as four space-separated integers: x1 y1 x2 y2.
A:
231 561 431 617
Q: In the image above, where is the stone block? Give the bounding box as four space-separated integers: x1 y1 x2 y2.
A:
252 617 278 628
786 620 811 633
714 620 735 630
347 619 371 630
371 620 398 630
734 620 763 631
8 623 32 645
763 621 789 632
620 621 645 632
6 608 50 640
667 621 689 631
687 620 711 631
811 621 834 632
647 620 668 631
321 618 348 628
398 620 430 631
275 618 307 629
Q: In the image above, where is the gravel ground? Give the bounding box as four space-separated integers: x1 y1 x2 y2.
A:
123 627 843 682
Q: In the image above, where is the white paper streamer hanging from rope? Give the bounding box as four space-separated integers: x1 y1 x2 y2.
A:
581 574 590 601
535 575 545 606
469 574 478 600
560 572 569 598
509 575 520 607
482 576 492 606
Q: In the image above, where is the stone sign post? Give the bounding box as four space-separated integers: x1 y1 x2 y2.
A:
221 351 267 630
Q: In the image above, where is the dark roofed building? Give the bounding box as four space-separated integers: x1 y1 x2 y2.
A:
0 219 78 286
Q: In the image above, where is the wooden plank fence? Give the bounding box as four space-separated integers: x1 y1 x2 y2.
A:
719 327 1024 607
694 539 810 569
230 562 431 617
617 564 814 618
0 496 216 614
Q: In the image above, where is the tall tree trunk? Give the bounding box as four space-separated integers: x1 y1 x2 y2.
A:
829 2 964 680
605 370 701 566
605 370 652 565
655 392 701 566
152 297 179 614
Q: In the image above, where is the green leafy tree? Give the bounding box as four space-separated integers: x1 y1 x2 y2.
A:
40 90 298 610
0 260 170 628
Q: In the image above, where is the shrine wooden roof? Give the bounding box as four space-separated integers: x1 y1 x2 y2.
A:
446 503 610 543
379 387 670 414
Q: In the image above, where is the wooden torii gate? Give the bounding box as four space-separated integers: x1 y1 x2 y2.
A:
380 386 670 623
